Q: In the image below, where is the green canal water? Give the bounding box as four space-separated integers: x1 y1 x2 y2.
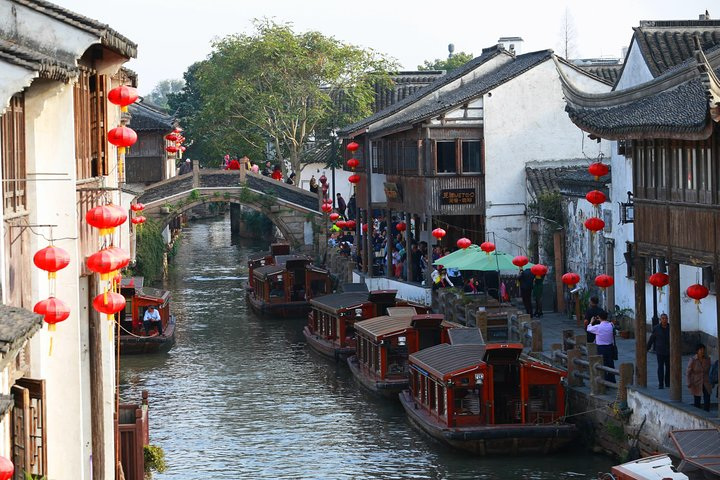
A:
120 217 615 479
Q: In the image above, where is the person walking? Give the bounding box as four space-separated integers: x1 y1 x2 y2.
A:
586 310 616 383
647 313 670 389
518 268 534 315
532 273 545 317
584 296 606 344
336 193 347 218
687 343 712 411
347 193 357 220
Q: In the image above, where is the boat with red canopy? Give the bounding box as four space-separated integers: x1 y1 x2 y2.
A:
118 276 176 355
399 342 575 455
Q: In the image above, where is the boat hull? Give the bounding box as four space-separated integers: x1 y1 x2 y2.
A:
303 326 354 361
120 317 176 355
347 356 407 398
246 293 310 319
399 390 576 455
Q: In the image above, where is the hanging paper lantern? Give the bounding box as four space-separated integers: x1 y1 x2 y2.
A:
164 133 178 142
180 146 187 152
348 174 361 184
431 228 446 240
131 216 146 225
595 274 614 290
347 158 359 169
686 284 709 304
362 224 368 233
648 272 670 290
113 272 123 286
530 264 548 278
562 272 580 289
346 141 359 152
130 203 145 212
33 245 70 279
92 291 126 320
396 222 407 232
106 246 131 269
107 126 137 154
584 217 605 233
480 241 495 255
0 455 14 480
586 190 607 206
512 256 529 269
107 85 138 112
457 238 472 250
319 174 327 185
86 204 127 236
336 220 347 229
329 212 340 222
346 220 356 229
87 248 123 281
588 162 609 180
321 203 333 213
166 145 179 154
34 297 70 331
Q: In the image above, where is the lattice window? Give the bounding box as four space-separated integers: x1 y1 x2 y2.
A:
1 94 27 214
74 68 108 179
12 379 46 480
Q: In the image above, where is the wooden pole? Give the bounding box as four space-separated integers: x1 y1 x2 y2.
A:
531 319 543 353
669 261 682 401
618 363 635 404
634 255 647 387
574 291 581 327
716 259 720 414
553 230 565 313
88 275 106 480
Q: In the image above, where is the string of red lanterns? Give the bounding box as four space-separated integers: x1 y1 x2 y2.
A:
107 85 138 182
457 238 472 250
480 241 495 255
33 241 72 339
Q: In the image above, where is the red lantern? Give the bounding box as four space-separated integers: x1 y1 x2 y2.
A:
106 246 131 269
180 146 187 152
457 238 472 250
396 222 407 232
92 292 126 320
86 204 127 236
584 217 605 233
480 241 495 254
329 212 340 222
586 190 607 206
130 203 145 212
336 220 347 229
107 126 137 154
431 228 446 240
33 245 70 279
164 133 178 142
113 272 123 286
530 264 548 278
131 216 146 225
166 145 179 154
648 272 670 289
562 272 580 289
108 85 138 112
348 174 361 184
319 174 327 185
346 220 356 229
588 162 609 180
347 158 359 169
362 224 368 232
0 455 14 480
321 203 333 213
346 141 359 152
686 284 709 304
87 248 123 281
595 274 614 290
34 297 71 331
512 256 529 269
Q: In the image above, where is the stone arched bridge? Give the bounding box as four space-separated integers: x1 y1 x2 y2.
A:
136 162 322 250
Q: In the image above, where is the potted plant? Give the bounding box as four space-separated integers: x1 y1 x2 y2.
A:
613 306 635 339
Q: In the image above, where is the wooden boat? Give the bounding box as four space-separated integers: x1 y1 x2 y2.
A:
399 342 576 455
245 251 332 319
118 277 176 355
348 313 460 398
304 287 426 361
607 454 688 479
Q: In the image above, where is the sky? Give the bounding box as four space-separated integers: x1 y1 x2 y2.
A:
51 0 713 94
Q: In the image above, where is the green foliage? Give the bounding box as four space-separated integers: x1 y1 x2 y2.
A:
145 78 185 111
135 219 167 284
418 52 474 72
188 189 200 201
144 444 167 478
24 473 48 480
184 19 397 174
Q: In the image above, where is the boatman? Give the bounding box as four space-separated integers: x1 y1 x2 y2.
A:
143 305 163 336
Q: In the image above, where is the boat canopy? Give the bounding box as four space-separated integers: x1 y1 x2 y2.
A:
448 327 485 345
386 306 417 316
483 343 523 364
367 290 398 304
253 264 285 280
355 315 414 341
341 283 369 293
275 254 310 266
310 292 370 313
410 343 487 379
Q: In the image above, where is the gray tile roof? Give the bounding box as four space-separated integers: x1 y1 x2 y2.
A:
410 343 485 378
0 305 42 371
525 165 610 201
448 327 485 345
338 45 506 136
310 292 371 311
128 102 174 132
0 38 77 82
633 20 720 78
579 65 622 85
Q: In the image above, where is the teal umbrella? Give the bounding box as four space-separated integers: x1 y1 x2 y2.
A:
448 250 534 272
432 244 482 267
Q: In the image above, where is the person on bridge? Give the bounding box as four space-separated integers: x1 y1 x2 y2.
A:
271 165 283 180
179 159 192 175
336 193 347 217
261 161 272 176
309 175 318 194
227 158 241 170
286 172 296 185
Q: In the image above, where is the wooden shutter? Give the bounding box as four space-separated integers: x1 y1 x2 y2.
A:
11 379 46 479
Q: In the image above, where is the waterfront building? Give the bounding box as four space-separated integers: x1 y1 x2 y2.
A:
0 0 136 477
126 101 177 184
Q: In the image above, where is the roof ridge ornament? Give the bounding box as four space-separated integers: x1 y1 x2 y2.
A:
692 35 720 122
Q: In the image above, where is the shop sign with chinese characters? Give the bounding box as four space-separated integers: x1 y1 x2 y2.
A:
440 188 475 205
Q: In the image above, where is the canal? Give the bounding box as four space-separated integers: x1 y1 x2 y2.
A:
120 217 615 479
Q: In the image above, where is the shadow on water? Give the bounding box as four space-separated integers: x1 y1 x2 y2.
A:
120 216 615 479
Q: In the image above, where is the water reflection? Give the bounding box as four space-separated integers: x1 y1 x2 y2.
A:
120 217 613 479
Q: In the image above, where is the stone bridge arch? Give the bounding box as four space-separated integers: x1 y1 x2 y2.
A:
136 162 323 251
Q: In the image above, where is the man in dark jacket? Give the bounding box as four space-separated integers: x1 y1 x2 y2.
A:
583 296 606 344
647 313 670 389
518 268 534 315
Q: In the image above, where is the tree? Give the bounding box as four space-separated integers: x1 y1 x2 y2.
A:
145 79 185 111
418 52 474 72
189 19 397 175
557 8 578 60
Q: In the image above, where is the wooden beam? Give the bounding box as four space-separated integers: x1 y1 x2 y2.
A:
669 261 682 401
88 275 106 480
634 255 647 387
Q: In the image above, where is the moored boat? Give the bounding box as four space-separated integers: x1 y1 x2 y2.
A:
118 277 176 355
399 342 576 455
606 454 688 479
348 313 456 398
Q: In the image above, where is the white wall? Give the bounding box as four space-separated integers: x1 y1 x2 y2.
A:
614 40 654 90
297 162 354 207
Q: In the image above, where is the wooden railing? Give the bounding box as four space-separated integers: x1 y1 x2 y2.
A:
118 390 149 480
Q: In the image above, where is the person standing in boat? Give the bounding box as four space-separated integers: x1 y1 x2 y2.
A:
143 305 163 336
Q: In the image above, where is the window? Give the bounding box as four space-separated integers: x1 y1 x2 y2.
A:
436 141 456 173
1 94 26 214
462 141 482 173
74 69 108 179
12 379 47 479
